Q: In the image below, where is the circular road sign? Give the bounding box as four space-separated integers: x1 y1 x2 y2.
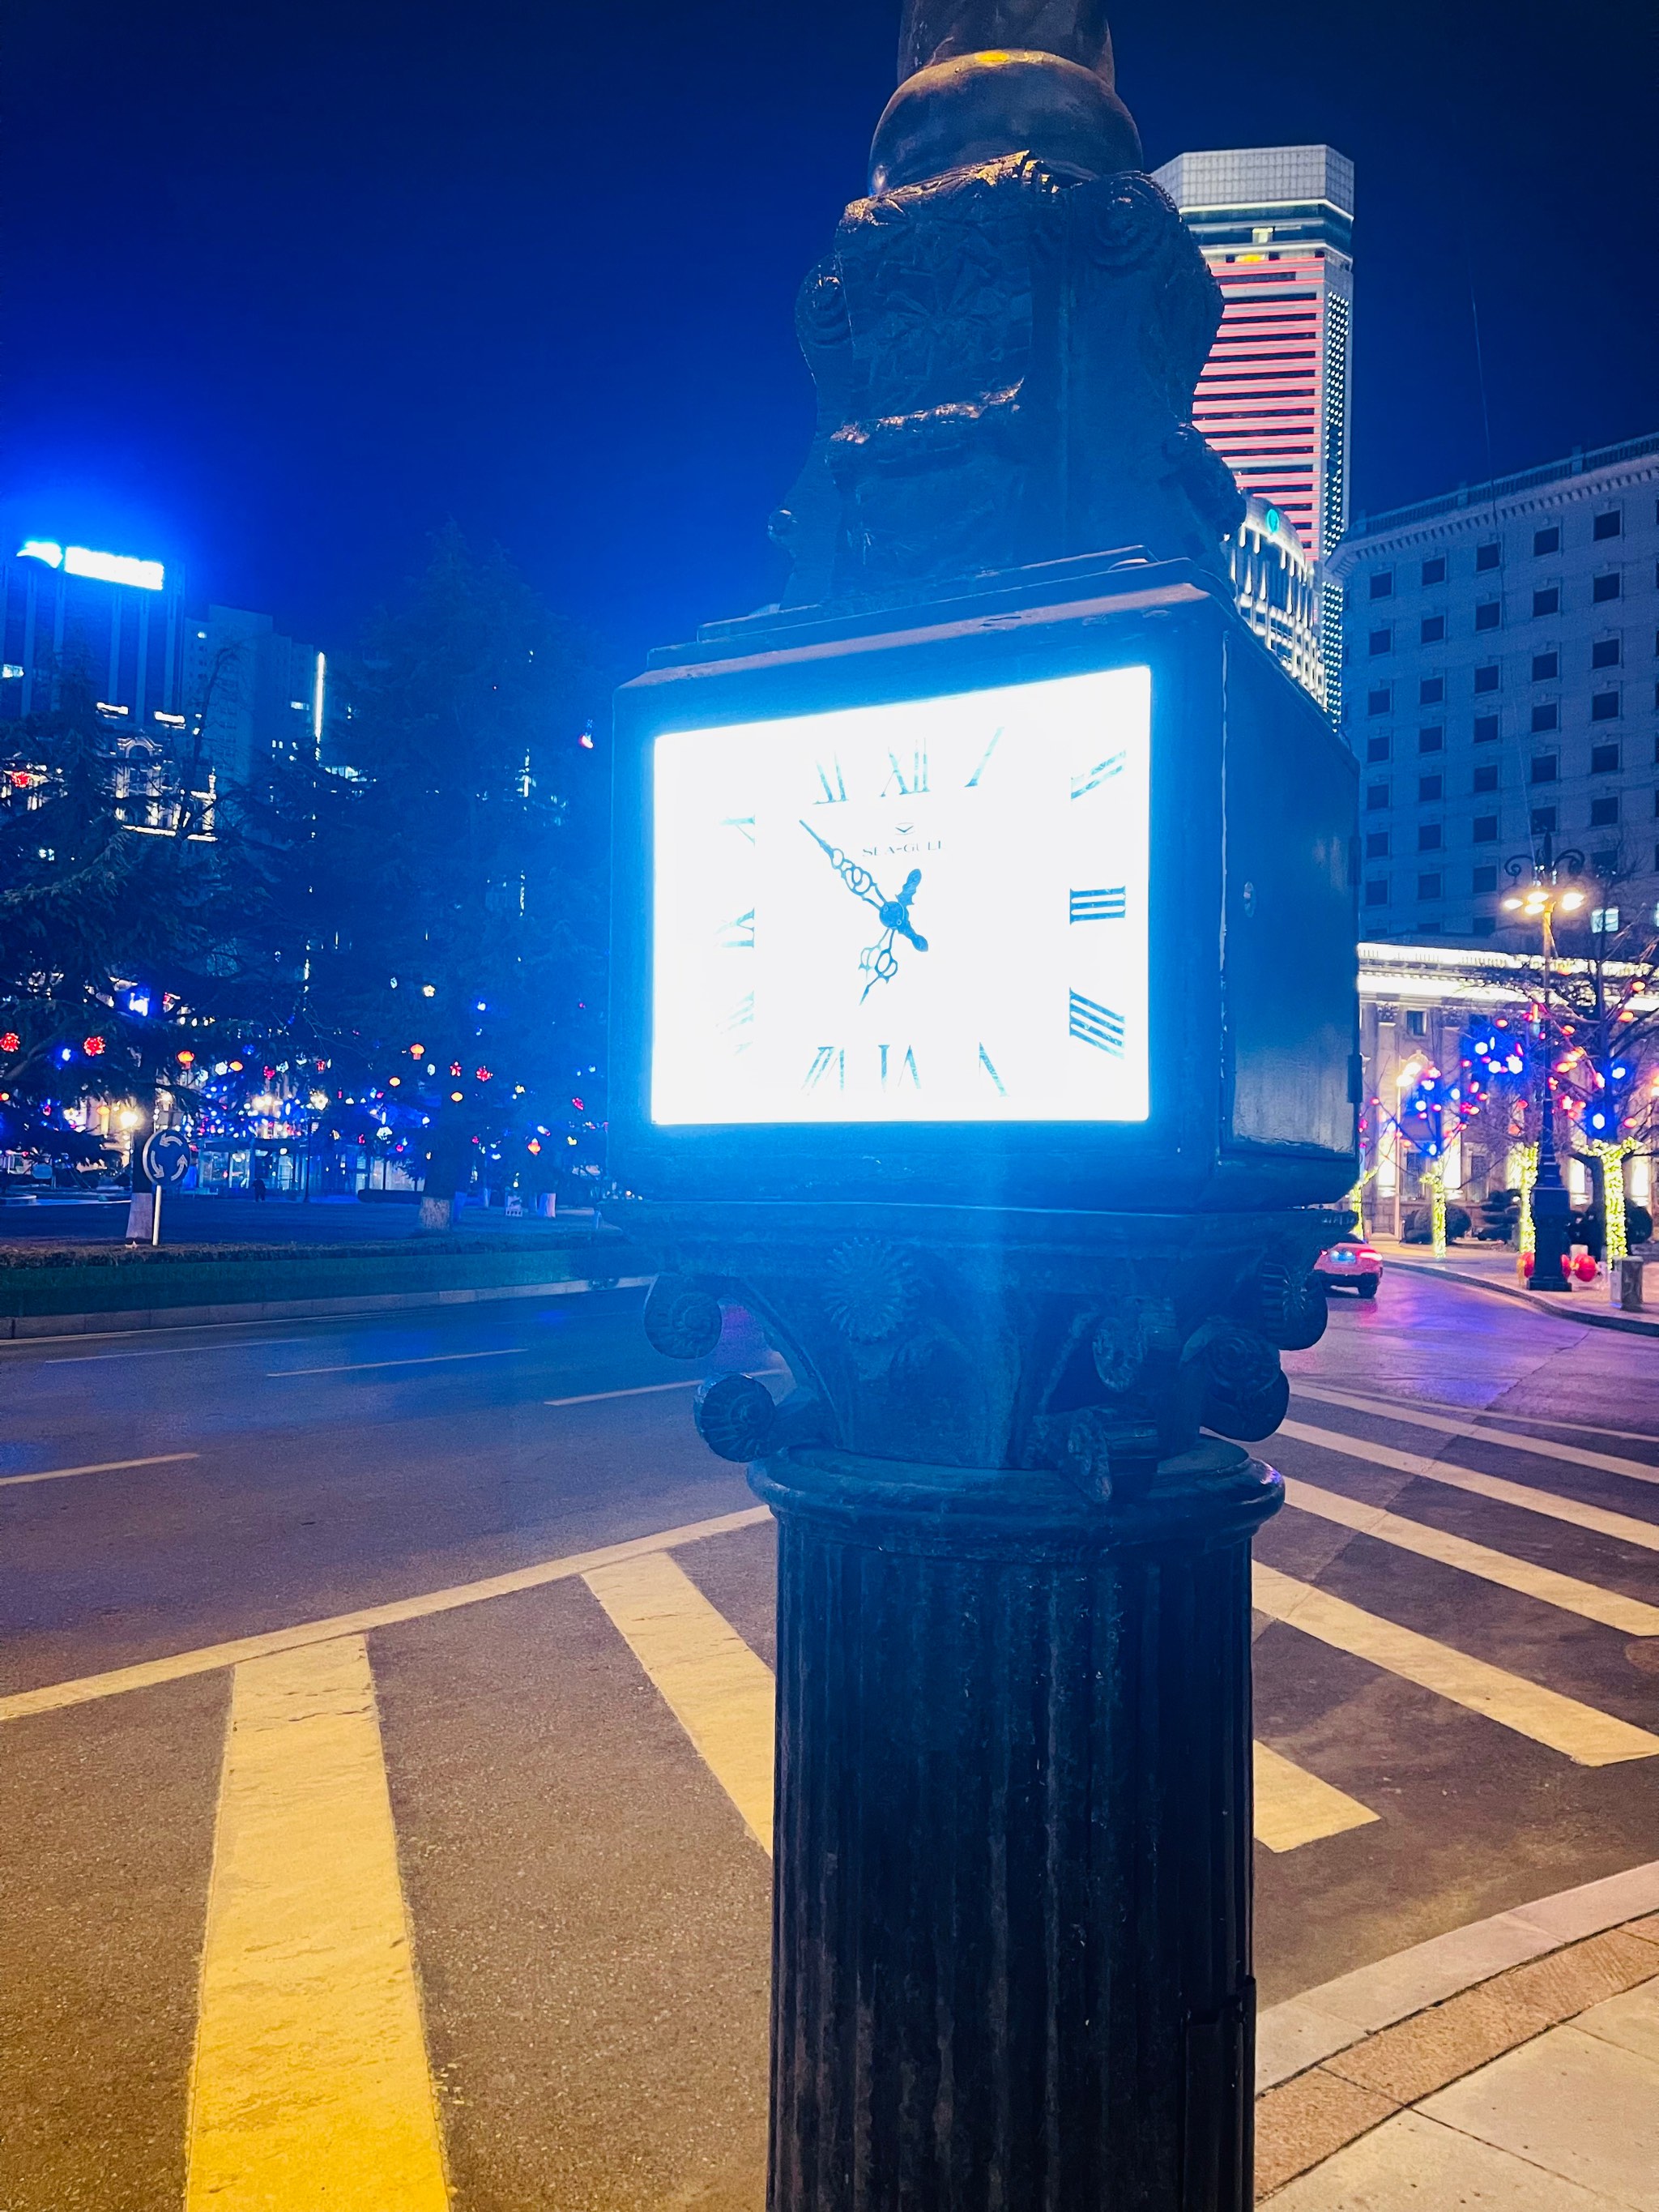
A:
140 1128 194 1189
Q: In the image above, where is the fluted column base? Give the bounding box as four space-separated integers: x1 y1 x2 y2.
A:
751 1441 1279 2212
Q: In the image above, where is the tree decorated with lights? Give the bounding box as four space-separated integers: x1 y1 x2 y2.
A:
1502 859 1659 1263
0 668 271 1165
252 528 611 1223
1385 1037 1507 1258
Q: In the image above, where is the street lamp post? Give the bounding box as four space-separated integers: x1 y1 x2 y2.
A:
1503 839 1586 1292
608 13 1359 2204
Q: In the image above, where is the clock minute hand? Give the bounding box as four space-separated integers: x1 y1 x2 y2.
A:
799 819 884 910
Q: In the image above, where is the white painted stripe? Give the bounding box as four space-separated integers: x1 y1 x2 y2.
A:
23 1338 320 1366
0 1504 772 1723
1253 1741 1379 1853
1278 1419 1659 1553
545 1379 700 1407
0 1450 198 1489
270 1347 525 1377
585 1552 776 1853
1291 1382 1659 1489
1283 1477 1659 1635
1297 1381 1659 1452
1252 1561 1659 1766
185 1637 450 2209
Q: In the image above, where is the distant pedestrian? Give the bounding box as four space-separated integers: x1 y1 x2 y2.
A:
251 1176 267 1203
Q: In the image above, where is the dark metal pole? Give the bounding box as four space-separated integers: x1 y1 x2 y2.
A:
1533 901 1574 1291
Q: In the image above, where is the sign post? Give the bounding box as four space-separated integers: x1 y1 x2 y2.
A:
137 1127 193 1246
610 11 1358 2204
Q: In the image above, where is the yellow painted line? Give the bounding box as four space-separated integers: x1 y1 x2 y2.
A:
1290 1384 1659 1489
585 1558 1350 1861
1297 1381 1659 1451
585 1551 776 1853
270 1347 526 1377
1252 1561 1659 1766
185 1636 449 2210
545 1380 700 1407
0 1450 198 1489
1283 1476 1659 1636
0 1505 771 1725
1252 1740 1379 1853
1278 1418 1659 1554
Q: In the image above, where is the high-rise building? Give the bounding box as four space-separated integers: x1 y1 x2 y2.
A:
1152 144 1354 702
1324 430 1659 946
1 540 325 798
1 538 189 730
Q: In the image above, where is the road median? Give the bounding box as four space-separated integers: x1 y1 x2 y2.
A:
0 1229 650 1339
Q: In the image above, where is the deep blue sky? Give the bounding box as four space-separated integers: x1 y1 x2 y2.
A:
2 1 1654 662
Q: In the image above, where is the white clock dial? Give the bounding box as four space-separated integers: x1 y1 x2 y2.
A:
650 666 1150 1125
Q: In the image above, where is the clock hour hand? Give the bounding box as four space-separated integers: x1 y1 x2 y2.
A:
800 819 884 910
880 868 928 953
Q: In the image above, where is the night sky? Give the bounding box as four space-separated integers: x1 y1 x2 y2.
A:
2 1 1654 664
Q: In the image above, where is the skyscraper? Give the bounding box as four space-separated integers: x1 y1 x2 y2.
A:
1152 144 1354 700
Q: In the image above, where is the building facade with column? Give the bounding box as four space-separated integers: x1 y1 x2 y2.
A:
1151 143 1354 706
1357 937 1657 1229
1327 433 1659 948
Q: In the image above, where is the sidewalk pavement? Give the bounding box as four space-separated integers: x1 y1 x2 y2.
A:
1257 1863 1659 2206
1366 1234 1659 1339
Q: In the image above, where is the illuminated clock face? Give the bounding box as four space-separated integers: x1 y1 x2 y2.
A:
650 665 1150 1125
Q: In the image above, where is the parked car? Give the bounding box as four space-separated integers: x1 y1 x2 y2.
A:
1315 1238 1383 1299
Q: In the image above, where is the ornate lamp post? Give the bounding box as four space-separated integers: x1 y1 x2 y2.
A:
1502 839 1586 1291
610 9 1358 2205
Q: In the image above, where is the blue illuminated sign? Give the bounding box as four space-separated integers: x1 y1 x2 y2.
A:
16 540 165 591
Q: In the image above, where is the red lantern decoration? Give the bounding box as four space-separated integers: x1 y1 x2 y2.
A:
0 1031 19 1054
83 1036 105 1057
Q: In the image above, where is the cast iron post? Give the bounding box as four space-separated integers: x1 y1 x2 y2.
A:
609 10 1359 2206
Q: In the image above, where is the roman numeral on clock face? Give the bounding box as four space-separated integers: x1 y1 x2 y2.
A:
719 908 755 950
722 813 756 843
1070 886 1127 922
813 760 847 803
1071 751 1124 801
803 1045 845 1090
881 748 928 797
1068 991 1124 1055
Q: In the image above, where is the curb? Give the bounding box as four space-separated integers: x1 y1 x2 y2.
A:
0 1275 654 1346
1384 1253 1659 1337
1257 1859 1659 2090
1255 1862 1659 2199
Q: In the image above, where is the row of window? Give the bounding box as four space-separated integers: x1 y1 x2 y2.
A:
1365 729 1651 767
1362 573 1638 653
1365 746 1633 805
1367 626 1648 664
1368 777 1639 821
1363 787 1643 854
1367 677 1659 720
1366 502 1655 599
1368 861 1644 914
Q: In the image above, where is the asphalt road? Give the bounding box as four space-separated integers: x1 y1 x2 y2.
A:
2 1269 1656 2210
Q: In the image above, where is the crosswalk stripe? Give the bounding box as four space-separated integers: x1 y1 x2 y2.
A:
1252 1740 1379 1852
1283 1477 1659 1635
584 1552 776 1853
1252 1562 1659 1766
185 1636 450 2210
0 1504 773 1725
1278 1419 1659 1554
1292 1383 1659 1489
1297 1381 1659 1452
588 1558 1367 1857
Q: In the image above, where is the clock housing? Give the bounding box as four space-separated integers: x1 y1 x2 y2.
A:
611 555 1358 1211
